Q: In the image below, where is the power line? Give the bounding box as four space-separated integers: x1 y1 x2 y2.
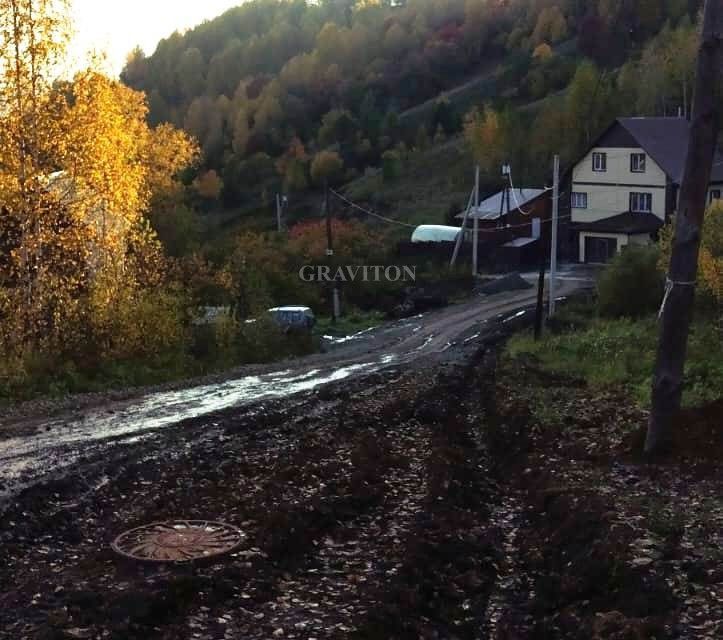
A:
476 214 573 234
329 189 418 229
505 170 538 216
329 186 575 235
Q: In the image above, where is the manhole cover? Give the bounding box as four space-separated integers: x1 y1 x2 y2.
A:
111 520 245 562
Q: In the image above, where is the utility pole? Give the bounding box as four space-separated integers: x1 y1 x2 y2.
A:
647 0 722 455
472 165 480 276
276 193 283 232
450 185 475 269
534 247 546 340
501 163 511 230
549 155 560 317
497 180 505 229
325 185 340 323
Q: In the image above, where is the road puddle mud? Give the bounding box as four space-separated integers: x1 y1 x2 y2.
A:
0 357 395 494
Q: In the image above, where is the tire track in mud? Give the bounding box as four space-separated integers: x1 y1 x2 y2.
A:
0 282 576 506
0 283 593 639
0 349 508 640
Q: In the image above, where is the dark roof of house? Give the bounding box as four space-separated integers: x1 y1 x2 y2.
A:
617 118 690 183
572 211 664 235
564 117 723 185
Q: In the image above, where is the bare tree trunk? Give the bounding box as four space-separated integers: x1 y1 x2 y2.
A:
646 0 722 455
10 0 27 192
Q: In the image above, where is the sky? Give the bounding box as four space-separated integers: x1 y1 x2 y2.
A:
68 0 244 77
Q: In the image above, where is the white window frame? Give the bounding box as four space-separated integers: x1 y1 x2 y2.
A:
630 192 653 213
710 189 721 203
572 192 588 209
592 152 607 172
631 153 646 173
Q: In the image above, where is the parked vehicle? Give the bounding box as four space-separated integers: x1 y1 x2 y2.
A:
267 306 315 331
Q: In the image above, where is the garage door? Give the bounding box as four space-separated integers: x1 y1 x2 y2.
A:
585 237 617 263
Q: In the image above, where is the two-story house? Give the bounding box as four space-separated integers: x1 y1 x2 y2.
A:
570 117 723 263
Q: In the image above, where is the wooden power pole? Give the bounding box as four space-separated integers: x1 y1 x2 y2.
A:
646 0 722 455
549 155 560 317
325 185 340 323
472 166 480 276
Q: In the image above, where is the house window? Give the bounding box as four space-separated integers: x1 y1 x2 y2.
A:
592 152 607 172
630 192 653 213
631 153 646 173
710 189 721 203
572 192 588 209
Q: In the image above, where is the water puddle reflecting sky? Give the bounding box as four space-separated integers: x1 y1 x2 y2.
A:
0 356 396 487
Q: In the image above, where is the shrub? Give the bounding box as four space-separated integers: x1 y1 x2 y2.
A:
190 316 239 368
546 296 597 334
381 150 402 182
597 246 664 319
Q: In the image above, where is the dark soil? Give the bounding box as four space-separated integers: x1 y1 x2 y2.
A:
0 347 720 639
487 359 722 640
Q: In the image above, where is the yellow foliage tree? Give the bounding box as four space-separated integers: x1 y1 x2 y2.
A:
660 203 723 310
699 203 723 304
464 106 506 174
194 169 224 201
310 150 344 186
0 1 198 364
533 43 554 62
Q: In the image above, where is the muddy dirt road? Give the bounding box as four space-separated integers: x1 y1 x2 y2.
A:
0 280 583 503
1 267 719 640
0 277 595 640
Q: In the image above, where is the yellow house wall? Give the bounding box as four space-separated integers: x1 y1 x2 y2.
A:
572 147 668 223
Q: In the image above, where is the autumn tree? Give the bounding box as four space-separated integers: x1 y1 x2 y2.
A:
532 42 553 62
318 109 358 147
184 96 224 162
660 203 723 321
531 6 567 46
565 60 615 152
121 46 149 89
310 150 344 186
276 137 309 193
194 169 224 201
0 1 197 363
464 106 507 173
289 219 378 262
0 0 74 348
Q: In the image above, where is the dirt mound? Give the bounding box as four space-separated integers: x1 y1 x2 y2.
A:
478 272 533 296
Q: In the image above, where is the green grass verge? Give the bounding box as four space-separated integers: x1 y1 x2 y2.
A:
314 310 386 337
507 314 723 408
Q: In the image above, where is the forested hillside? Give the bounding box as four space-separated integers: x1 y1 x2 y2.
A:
0 0 709 400
121 0 702 217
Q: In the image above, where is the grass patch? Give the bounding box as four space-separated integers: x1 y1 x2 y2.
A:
507 314 723 408
315 310 385 337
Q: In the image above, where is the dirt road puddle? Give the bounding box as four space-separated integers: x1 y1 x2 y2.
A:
0 357 395 497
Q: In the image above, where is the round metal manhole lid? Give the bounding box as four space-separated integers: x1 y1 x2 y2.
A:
111 520 245 562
